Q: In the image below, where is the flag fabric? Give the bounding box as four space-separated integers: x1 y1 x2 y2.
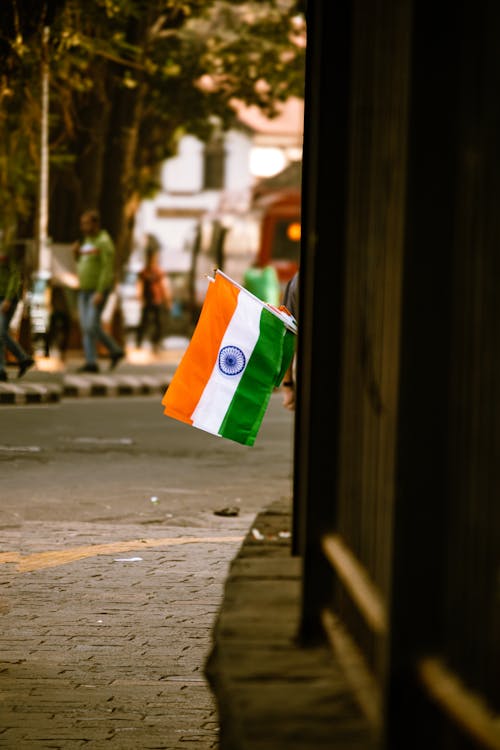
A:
162 269 297 446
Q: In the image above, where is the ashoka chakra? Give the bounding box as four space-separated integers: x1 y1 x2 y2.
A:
218 345 246 376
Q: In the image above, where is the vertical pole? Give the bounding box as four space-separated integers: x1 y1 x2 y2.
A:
38 25 50 275
296 0 351 643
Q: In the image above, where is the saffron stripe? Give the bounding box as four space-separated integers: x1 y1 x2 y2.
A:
161 277 238 423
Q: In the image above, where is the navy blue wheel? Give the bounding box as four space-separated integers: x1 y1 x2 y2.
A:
218 345 246 376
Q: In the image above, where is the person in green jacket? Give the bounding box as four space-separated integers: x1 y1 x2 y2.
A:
0 242 34 381
73 210 124 373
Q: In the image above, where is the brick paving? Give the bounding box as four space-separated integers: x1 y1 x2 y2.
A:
0 520 251 749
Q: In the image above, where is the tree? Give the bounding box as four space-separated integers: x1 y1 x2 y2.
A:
0 0 306 272
0 0 64 246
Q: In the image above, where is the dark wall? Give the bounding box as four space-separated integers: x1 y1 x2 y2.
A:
298 0 500 746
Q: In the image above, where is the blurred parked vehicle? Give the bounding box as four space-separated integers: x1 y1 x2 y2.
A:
254 188 301 288
117 267 141 336
167 270 194 336
27 271 52 354
117 265 193 343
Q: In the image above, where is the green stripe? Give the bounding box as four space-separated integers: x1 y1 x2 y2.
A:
219 308 295 446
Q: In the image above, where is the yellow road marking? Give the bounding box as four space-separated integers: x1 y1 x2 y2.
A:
0 535 244 573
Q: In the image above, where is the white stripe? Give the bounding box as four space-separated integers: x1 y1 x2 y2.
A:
191 291 262 435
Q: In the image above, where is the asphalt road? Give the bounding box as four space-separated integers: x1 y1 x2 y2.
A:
0 393 295 528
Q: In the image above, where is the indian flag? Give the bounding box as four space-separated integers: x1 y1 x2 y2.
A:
162 270 297 446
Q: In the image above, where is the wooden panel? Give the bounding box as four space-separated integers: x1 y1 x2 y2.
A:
333 0 412 680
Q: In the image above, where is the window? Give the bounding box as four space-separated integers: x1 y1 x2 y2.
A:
203 137 225 189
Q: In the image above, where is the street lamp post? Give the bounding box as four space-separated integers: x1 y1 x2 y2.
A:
29 25 52 357
38 25 50 276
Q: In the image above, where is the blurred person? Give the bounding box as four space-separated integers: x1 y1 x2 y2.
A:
45 281 72 362
243 264 281 305
136 240 172 351
0 242 34 381
281 270 299 411
73 209 124 373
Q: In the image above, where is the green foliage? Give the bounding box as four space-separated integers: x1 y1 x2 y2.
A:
0 0 306 259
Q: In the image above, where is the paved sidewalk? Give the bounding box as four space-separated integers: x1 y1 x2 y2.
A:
0 517 253 749
0 505 378 750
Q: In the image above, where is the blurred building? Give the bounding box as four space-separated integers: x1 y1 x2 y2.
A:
130 96 304 302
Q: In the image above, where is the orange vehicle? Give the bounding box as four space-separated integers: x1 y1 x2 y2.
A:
193 185 301 316
254 188 301 291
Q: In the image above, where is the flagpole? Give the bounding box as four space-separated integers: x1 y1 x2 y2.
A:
38 25 51 276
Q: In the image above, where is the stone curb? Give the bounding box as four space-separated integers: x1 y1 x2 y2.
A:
0 381 63 405
0 374 170 405
62 373 169 398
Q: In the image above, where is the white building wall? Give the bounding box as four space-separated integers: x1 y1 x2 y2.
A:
161 135 204 193
132 129 255 274
132 96 303 279
224 130 254 192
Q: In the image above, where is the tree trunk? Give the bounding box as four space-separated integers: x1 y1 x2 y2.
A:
101 85 144 272
49 68 111 242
